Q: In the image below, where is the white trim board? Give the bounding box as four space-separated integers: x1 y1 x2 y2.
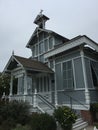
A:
44 36 98 58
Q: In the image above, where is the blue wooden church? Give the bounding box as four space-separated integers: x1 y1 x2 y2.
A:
4 11 98 125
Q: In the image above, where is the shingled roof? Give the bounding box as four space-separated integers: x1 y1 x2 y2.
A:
4 55 53 73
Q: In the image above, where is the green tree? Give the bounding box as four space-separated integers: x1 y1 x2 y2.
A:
53 106 77 130
0 72 10 98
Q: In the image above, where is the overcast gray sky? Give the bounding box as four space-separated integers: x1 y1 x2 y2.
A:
0 0 98 72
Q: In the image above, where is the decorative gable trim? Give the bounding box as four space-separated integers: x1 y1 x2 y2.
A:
44 35 98 58
3 55 23 74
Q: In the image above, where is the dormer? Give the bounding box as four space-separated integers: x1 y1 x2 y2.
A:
34 10 49 29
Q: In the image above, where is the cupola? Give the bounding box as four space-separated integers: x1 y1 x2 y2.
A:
34 10 49 29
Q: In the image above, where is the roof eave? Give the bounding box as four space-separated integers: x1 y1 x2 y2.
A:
44 35 98 58
24 67 54 73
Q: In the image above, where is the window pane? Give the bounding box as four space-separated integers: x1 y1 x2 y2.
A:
63 71 67 79
44 39 48 52
44 77 45 92
63 80 67 89
36 78 39 92
49 37 53 49
33 46 36 56
63 60 73 89
39 42 44 54
39 32 44 41
67 61 72 69
67 70 72 79
68 79 73 89
63 62 67 70
36 44 38 55
40 77 43 92
50 60 54 69
39 55 44 62
47 77 50 91
91 61 98 87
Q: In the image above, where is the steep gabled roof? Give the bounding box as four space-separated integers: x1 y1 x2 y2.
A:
26 27 69 48
4 55 53 74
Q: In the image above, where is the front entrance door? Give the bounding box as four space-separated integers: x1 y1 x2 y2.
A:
36 74 52 102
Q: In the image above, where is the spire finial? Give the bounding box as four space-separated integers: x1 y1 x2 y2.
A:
40 9 43 15
12 50 14 55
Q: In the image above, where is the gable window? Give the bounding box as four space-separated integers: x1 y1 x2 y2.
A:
63 60 74 89
32 45 36 57
49 37 53 49
44 39 48 52
39 41 44 54
39 55 44 62
90 61 98 87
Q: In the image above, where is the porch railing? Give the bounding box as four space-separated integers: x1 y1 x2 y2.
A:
9 94 33 105
37 94 55 109
63 92 89 110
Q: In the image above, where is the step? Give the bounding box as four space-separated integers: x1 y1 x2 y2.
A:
73 118 88 130
73 118 83 126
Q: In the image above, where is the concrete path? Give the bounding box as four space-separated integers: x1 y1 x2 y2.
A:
84 126 95 130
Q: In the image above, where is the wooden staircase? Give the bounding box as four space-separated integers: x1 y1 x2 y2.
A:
33 94 88 130
72 118 88 130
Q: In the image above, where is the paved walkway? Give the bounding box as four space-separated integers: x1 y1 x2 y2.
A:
84 126 95 130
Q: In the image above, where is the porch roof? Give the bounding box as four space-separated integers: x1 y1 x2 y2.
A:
4 55 53 74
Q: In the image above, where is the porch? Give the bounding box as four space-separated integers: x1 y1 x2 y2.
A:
4 55 55 113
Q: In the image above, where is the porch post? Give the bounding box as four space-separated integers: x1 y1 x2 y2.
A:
80 48 90 104
24 71 28 95
17 77 20 95
49 74 52 102
33 87 37 107
10 74 13 96
33 76 37 107
54 60 58 106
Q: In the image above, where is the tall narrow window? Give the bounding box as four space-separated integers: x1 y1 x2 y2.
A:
27 77 32 94
36 78 39 92
33 46 36 56
44 39 48 52
36 44 38 56
90 61 98 87
44 76 47 92
39 55 44 62
32 46 36 57
18 76 24 94
50 60 54 69
49 37 53 49
13 77 18 94
63 60 74 89
40 77 43 92
39 42 44 54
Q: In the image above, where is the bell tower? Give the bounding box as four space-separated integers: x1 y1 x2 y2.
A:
34 10 49 29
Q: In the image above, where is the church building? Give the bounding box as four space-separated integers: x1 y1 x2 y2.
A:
4 11 98 124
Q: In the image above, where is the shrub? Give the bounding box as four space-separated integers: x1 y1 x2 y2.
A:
0 118 16 130
0 100 31 130
90 103 98 112
11 124 31 130
30 112 57 130
53 106 77 130
90 103 98 122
